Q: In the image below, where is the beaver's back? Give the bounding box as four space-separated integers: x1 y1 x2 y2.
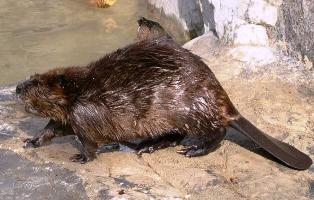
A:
70 38 237 143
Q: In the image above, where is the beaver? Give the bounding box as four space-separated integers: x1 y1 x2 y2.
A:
16 36 312 169
136 17 171 41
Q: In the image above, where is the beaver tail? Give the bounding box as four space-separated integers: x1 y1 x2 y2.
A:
229 116 312 170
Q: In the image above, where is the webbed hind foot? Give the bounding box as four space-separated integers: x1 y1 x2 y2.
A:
70 153 94 164
177 145 212 157
134 133 185 156
177 128 226 157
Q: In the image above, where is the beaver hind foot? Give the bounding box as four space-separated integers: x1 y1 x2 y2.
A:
177 128 226 157
134 133 185 156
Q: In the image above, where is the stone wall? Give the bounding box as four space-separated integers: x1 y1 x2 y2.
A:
148 0 279 44
276 0 314 65
147 0 204 43
148 0 314 66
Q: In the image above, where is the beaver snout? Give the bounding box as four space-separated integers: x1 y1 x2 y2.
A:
16 80 33 96
16 84 22 95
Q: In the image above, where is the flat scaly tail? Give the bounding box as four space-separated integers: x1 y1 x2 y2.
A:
229 116 312 170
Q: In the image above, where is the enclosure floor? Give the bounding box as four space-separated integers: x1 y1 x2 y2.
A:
0 35 313 199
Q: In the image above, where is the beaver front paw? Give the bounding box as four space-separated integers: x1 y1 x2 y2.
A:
69 153 94 164
23 137 42 148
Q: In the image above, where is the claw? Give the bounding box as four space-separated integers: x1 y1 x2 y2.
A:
23 137 40 148
136 139 182 157
70 154 88 164
136 144 166 156
136 146 154 156
177 145 197 154
177 145 208 157
70 153 94 164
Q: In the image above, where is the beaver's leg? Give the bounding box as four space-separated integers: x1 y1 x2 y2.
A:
24 119 74 148
70 134 98 164
177 127 226 157
129 133 185 156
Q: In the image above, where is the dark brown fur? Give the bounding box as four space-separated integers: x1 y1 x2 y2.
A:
16 37 312 169
136 17 171 41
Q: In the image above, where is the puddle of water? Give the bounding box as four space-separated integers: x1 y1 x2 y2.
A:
0 0 147 84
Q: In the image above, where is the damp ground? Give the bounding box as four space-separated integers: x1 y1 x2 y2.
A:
0 32 313 199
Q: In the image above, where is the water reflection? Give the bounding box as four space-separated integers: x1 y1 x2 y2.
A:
0 0 147 84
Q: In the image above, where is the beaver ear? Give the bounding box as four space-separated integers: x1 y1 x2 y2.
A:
57 74 67 88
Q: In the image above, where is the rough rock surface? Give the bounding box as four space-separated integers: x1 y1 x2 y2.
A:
230 46 275 66
0 149 88 200
247 0 278 26
148 0 314 66
147 0 279 43
0 34 313 199
147 0 204 43
147 0 277 66
233 24 268 46
276 0 314 65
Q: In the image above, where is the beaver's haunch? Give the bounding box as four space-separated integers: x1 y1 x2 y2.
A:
16 37 312 170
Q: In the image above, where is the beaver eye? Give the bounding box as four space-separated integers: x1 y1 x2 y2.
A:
32 79 40 86
57 74 67 88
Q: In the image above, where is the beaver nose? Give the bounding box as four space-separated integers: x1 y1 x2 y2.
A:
16 84 23 94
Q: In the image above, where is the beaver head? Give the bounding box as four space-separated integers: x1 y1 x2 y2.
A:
16 67 87 123
137 17 170 41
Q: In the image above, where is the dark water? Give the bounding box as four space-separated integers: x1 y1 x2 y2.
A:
0 0 147 84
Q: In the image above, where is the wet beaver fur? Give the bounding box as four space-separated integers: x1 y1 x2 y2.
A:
136 17 170 41
16 38 312 170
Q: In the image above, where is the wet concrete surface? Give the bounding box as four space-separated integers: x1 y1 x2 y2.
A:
0 149 88 200
0 34 313 199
